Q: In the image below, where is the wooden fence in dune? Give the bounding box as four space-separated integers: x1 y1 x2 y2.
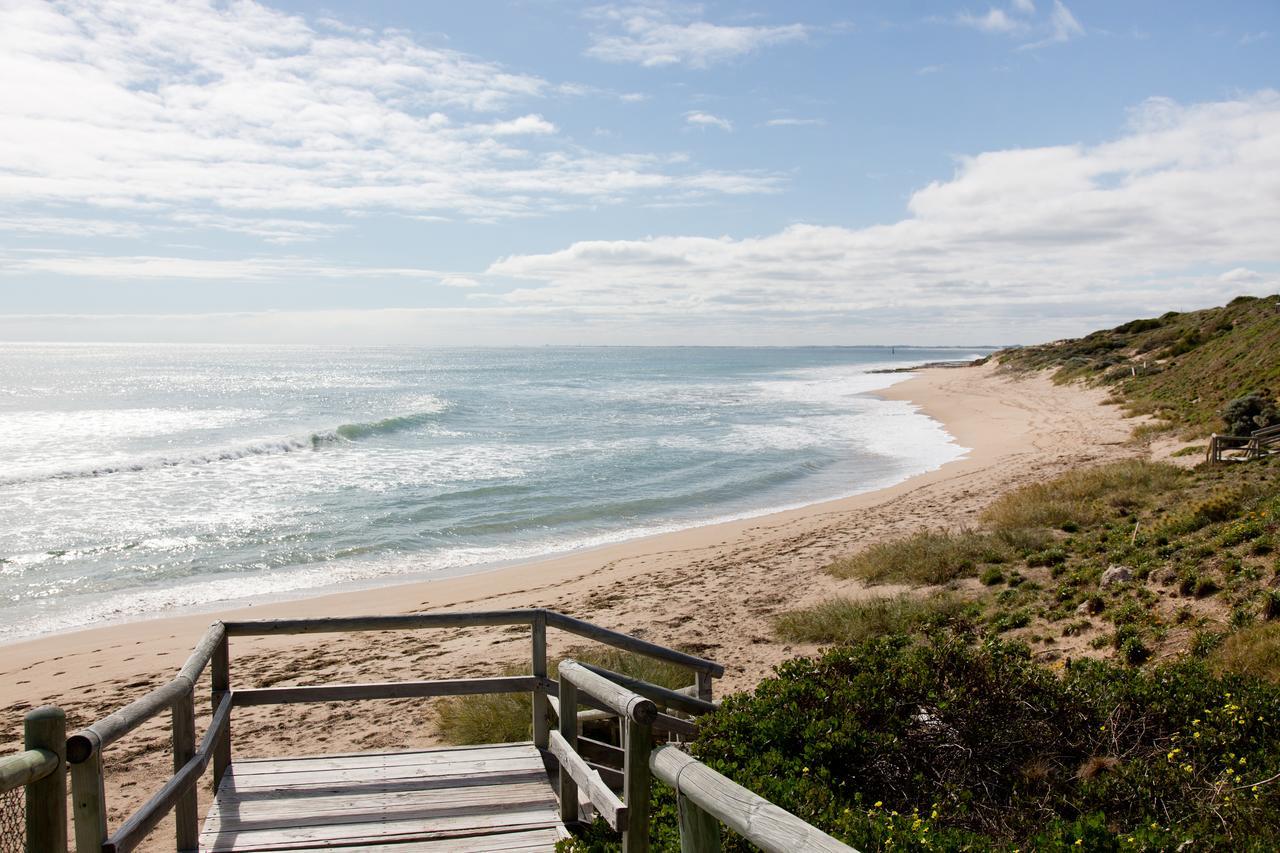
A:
1205 422 1280 464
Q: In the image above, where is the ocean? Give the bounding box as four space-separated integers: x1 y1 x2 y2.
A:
0 344 986 642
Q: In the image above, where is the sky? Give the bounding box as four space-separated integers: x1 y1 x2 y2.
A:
1 0 1278 346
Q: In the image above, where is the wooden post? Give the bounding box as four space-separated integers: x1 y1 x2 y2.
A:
677 793 722 853
557 676 579 824
211 629 231 790
172 688 198 852
69 738 105 853
695 672 713 704
623 718 653 853
24 706 67 853
531 611 549 750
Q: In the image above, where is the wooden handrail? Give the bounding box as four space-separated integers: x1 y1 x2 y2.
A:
559 661 657 725
222 609 537 636
0 748 57 792
651 745 856 853
546 610 724 676
576 661 718 716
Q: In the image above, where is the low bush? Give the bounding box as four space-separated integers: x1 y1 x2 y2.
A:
562 637 1280 851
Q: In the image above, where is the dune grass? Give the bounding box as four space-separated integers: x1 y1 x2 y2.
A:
980 459 1185 532
436 646 692 745
1211 622 1280 683
774 593 972 645
826 527 1049 585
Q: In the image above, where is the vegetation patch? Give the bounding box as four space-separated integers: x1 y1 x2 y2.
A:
562 637 1280 851
826 528 1048 585
773 593 973 645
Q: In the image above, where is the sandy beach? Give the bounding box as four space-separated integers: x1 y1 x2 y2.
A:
0 362 1140 847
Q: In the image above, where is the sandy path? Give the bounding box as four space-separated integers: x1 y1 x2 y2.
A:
0 363 1138 849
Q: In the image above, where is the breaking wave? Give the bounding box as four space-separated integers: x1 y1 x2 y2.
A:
0 406 447 487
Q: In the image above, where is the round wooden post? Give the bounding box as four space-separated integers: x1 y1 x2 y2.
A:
69 732 105 853
677 792 722 853
623 718 653 853
172 688 198 851
24 706 67 853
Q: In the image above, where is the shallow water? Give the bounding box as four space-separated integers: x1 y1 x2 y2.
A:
0 344 985 640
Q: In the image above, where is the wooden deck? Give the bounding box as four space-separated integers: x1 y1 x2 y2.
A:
199 743 569 852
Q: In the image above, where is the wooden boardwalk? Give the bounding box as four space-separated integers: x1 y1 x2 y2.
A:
199 743 569 852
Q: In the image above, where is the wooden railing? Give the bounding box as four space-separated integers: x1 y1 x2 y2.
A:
0 707 67 852
64 608 724 853
1207 424 1280 464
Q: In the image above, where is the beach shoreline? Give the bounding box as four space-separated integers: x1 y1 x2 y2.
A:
0 361 1142 849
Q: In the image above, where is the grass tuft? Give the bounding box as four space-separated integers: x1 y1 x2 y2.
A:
826 528 1048 585
773 593 971 645
1211 622 1280 683
981 460 1184 532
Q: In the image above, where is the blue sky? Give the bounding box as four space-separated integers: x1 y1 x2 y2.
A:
1 1 1278 345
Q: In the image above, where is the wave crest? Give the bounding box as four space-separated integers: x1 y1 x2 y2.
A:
1 405 446 487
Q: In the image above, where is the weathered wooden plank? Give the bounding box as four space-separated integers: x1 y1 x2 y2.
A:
650 746 855 853
228 745 536 776
232 676 541 706
622 719 652 853
205 781 555 822
577 735 623 768
205 786 562 832
217 757 548 792
235 827 567 852
202 810 562 849
548 731 625 830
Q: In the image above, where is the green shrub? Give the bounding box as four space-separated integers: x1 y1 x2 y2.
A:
980 566 1006 586
664 638 1280 851
1223 391 1280 436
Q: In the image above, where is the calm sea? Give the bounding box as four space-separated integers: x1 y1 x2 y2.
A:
0 344 986 641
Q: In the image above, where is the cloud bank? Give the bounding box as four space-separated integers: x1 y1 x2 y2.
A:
0 0 777 239
585 4 807 68
487 92 1280 335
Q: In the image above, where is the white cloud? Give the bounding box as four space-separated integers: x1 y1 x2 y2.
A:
486 92 1280 333
440 276 481 288
1240 31 1270 46
585 4 807 69
917 65 944 75
0 0 777 241
686 111 733 131
765 118 826 127
957 8 1023 35
1021 0 1084 49
1012 0 1036 13
0 253 451 281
